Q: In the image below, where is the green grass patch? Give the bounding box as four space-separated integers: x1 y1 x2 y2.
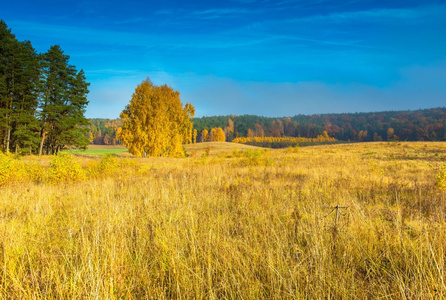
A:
64 148 128 156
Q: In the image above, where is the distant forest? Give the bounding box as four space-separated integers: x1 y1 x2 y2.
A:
88 107 446 145
87 119 122 145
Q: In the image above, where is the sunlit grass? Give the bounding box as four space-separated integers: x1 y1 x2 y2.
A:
1 141 446 298
71 148 128 155
64 147 128 156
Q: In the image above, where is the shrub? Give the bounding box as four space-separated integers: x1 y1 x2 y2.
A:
48 153 86 184
85 160 101 178
0 152 14 186
99 154 118 176
25 161 46 183
437 162 446 190
286 144 300 153
234 149 274 167
0 152 28 186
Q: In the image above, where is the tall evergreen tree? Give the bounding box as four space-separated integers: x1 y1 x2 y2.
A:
38 45 90 155
10 40 41 154
0 20 16 153
0 21 40 154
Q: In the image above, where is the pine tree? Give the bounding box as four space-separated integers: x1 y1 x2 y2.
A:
0 20 16 153
0 21 40 154
10 40 41 154
38 45 90 155
56 69 90 150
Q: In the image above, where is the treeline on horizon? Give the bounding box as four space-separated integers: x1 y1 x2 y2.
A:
0 20 89 155
88 107 446 146
87 119 122 145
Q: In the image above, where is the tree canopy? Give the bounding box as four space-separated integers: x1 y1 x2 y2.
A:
119 80 195 157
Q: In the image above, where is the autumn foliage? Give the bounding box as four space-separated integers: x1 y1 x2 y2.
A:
118 80 195 157
200 127 226 142
232 131 336 144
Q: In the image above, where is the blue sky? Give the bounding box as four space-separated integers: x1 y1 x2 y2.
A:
2 0 445 118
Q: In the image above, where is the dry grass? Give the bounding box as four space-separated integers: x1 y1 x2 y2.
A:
1 141 446 299
185 141 262 157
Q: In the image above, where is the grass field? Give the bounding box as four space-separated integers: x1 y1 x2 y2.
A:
1 141 446 299
64 144 129 156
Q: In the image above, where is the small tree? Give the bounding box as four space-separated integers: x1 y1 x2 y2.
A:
373 132 383 141
214 127 226 142
387 128 395 141
193 129 197 144
209 128 216 142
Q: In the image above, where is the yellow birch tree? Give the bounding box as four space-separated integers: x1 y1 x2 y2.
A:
202 129 209 142
118 80 195 157
214 127 226 142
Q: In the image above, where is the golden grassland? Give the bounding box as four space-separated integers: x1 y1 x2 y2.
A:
1 141 446 299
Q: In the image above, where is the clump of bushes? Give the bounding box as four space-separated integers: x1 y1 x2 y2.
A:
0 153 25 186
0 153 46 185
50 153 132 182
286 144 300 153
1 152 144 186
88 155 140 178
25 161 46 183
48 153 86 184
99 154 118 176
233 149 274 167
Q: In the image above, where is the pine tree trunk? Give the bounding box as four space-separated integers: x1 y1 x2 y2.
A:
6 127 10 154
7 54 14 154
39 131 46 156
2 130 6 152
